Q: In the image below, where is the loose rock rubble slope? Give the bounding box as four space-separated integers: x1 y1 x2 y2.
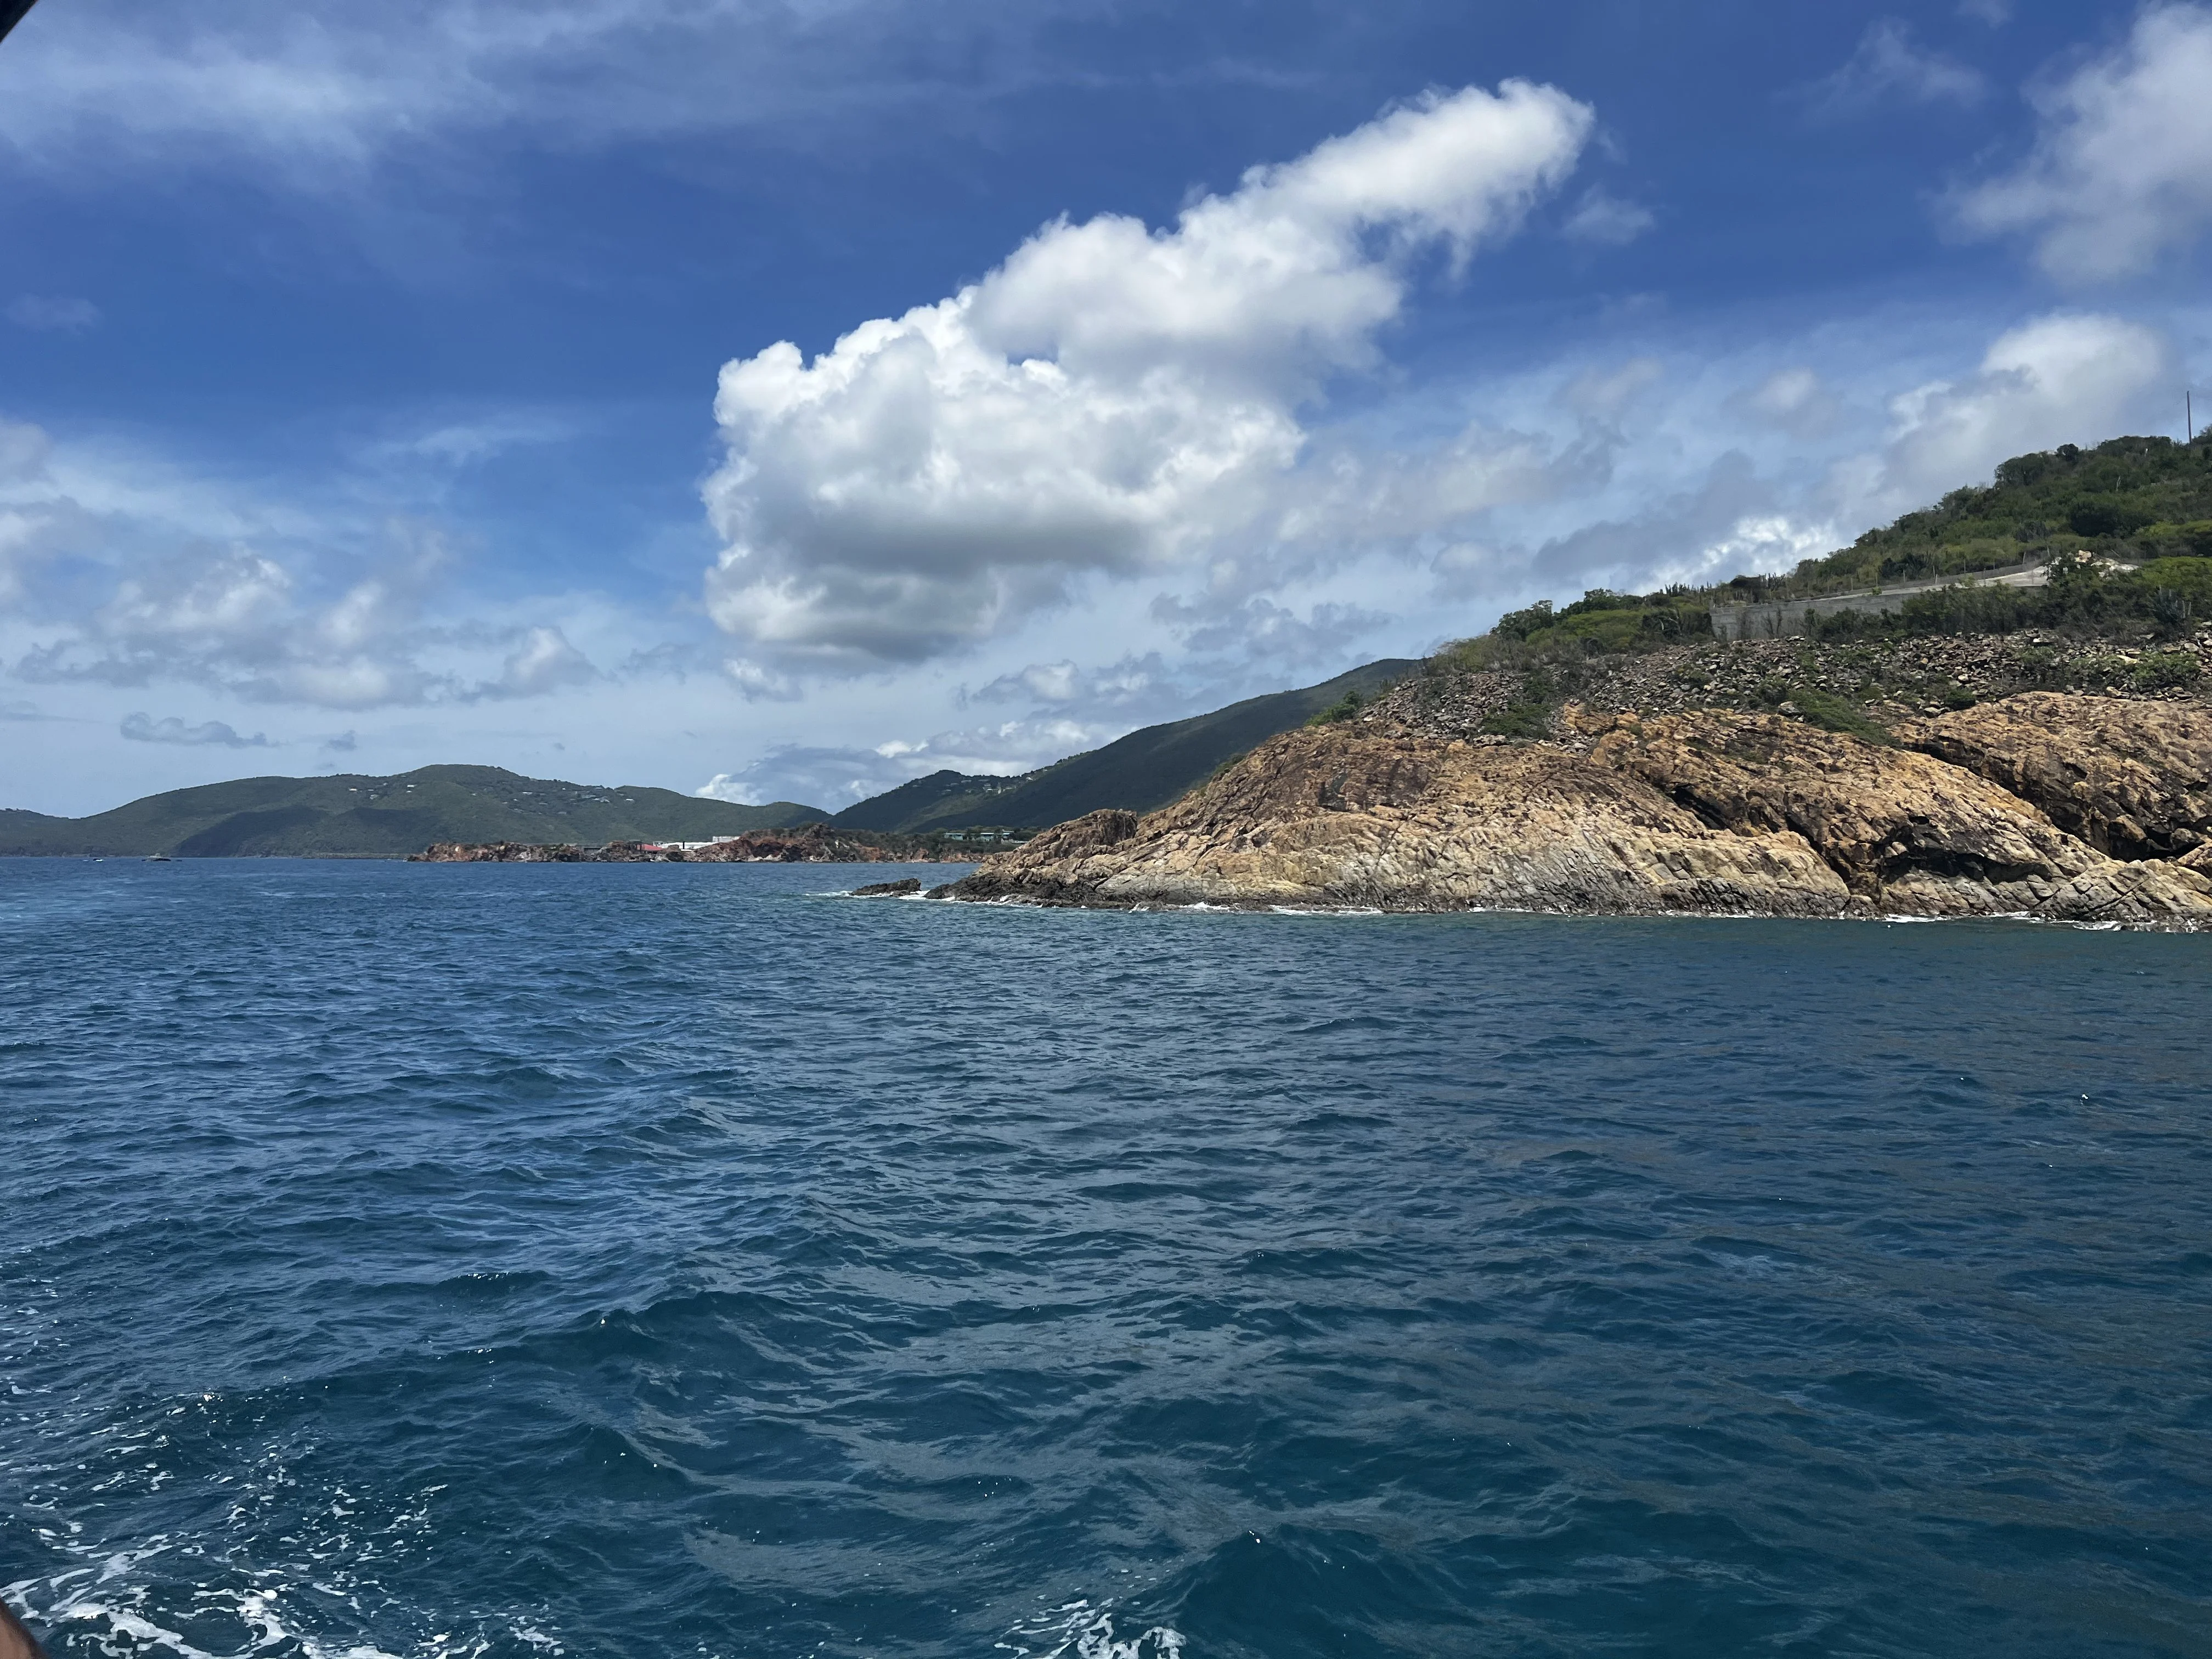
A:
1373 629 2212 740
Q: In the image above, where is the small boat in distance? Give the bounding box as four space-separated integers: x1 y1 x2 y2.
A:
145 854 172 862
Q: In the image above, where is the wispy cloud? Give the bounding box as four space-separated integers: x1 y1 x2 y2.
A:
1728 366 1843 441
119 712 272 748
1561 188 1655 246
5 295 101 332
0 419 621 710
695 711 1111 808
0 0 1201 182
354 410 580 471
1806 19 1984 118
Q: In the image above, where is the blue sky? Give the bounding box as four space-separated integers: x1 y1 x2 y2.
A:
2 0 2208 816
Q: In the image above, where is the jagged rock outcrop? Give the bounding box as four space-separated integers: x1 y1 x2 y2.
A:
937 698 2212 928
1899 693 2212 862
1578 709 2208 922
940 726 1856 918
415 840 591 862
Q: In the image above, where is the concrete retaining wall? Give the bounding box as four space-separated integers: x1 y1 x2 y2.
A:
1710 591 1909 641
1710 560 2051 641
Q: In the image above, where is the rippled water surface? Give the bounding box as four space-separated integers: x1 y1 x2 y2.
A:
3 857 2210 1659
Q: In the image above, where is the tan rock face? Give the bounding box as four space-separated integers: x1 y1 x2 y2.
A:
947 725 1854 918
943 699 2212 928
1576 708 2209 923
1900 693 2212 860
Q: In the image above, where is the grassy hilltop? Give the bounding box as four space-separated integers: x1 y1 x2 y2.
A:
1368 433 2212 747
1 765 827 859
1471 434 2212 659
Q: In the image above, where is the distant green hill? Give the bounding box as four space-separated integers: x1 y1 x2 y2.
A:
0 765 828 857
833 658 1419 832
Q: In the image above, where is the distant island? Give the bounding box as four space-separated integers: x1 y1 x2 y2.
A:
395 664 1415 865
0 765 828 859
929 434 2212 928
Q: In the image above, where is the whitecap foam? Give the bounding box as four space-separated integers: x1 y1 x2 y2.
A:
9 1506 544 1659
1000 1598 1186 1659
31 1583 503 1659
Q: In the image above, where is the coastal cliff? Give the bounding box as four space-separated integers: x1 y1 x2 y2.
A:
1895 692 2212 867
934 694 2212 927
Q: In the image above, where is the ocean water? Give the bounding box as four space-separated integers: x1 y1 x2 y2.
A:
2 858 2209 1659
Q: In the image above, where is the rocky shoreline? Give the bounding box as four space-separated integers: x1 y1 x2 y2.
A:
413 825 971 864
928 692 2212 928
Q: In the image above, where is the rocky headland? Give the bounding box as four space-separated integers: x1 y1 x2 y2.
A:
932 684 2212 928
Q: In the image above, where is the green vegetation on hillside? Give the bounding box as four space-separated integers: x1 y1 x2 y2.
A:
1795 545 2212 645
1450 434 2212 666
1487 588 1714 657
1306 688 1367 725
1773 434 2212 599
0 766 828 858
834 659 1419 832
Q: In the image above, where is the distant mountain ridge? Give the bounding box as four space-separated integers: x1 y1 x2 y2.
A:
6 661 1424 856
833 658 1419 832
0 765 827 858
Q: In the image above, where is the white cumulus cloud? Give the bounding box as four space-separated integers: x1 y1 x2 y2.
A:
1871 313 2172 507
1956 3 2212 281
700 81 1593 676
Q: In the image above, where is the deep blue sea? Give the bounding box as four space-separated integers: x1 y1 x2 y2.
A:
3 857 2210 1659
